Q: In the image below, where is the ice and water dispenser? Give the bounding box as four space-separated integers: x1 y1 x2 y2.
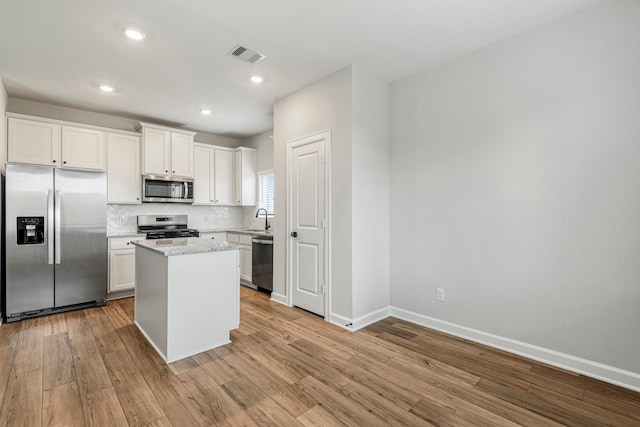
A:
16 217 45 245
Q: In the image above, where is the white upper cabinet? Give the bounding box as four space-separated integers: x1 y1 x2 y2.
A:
8 118 61 166
61 126 106 170
193 143 214 205
142 127 170 175
107 133 141 204
140 123 195 178
193 144 257 206
234 147 257 206
170 132 193 177
8 116 106 171
214 148 235 205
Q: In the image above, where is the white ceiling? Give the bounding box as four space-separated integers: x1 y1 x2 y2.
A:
0 0 603 139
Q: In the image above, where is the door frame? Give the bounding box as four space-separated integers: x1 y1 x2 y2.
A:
286 131 332 320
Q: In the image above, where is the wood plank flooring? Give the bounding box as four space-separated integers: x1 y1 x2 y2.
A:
1 287 639 426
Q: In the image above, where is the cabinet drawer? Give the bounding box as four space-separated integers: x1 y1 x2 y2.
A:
239 234 253 246
201 232 226 241
110 237 145 250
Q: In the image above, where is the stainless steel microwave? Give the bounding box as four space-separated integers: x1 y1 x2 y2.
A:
142 175 194 203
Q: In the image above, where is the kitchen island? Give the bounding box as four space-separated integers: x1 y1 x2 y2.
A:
131 237 240 363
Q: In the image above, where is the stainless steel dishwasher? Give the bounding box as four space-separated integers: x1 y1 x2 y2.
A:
252 235 273 291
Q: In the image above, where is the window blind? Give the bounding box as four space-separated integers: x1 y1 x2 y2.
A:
258 172 274 215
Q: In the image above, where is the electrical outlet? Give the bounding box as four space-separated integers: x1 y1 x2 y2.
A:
436 288 445 302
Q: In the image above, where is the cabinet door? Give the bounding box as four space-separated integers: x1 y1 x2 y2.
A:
142 128 170 175
240 246 252 282
8 118 60 166
214 149 234 205
193 145 214 205
61 126 106 171
236 149 257 206
109 249 136 292
234 151 242 205
107 134 141 204
170 132 194 177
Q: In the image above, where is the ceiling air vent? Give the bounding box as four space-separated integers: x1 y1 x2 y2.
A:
227 45 266 64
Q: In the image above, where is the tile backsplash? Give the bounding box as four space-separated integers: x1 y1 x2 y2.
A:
107 204 244 234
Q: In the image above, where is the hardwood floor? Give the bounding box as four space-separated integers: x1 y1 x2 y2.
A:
1 287 639 426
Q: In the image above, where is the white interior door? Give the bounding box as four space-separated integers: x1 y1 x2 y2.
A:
289 135 326 316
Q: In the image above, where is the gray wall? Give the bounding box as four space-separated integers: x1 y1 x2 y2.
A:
352 67 391 320
0 79 6 323
6 98 242 147
274 67 354 319
0 80 7 174
390 0 640 373
243 130 274 172
7 98 140 132
273 65 391 325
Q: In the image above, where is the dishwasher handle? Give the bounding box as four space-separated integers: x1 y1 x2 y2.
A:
252 238 273 245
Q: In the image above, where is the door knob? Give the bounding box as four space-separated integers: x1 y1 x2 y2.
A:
291 231 297 238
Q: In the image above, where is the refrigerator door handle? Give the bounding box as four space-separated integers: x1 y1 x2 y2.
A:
55 190 61 264
47 190 55 264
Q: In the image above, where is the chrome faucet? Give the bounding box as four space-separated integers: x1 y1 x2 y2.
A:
255 208 270 231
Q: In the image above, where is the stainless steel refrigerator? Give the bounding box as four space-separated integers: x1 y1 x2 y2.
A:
4 164 107 322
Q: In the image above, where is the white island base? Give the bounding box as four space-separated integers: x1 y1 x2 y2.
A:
134 243 240 363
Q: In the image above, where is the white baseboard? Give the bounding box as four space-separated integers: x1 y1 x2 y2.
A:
389 306 640 393
329 307 391 332
351 306 391 331
107 289 134 301
329 312 353 331
270 292 289 306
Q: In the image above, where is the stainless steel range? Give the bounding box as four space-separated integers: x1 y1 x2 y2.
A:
137 215 200 239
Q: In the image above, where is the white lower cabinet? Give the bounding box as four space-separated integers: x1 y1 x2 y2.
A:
226 233 252 283
108 237 145 293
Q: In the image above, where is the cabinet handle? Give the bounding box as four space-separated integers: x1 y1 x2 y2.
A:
173 170 175 173
126 242 130 245
136 197 140 200
63 161 67 164
165 170 168 173
52 160 56 163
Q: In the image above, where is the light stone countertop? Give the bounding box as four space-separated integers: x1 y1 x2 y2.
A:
107 232 146 239
131 237 241 257
197 228 233 234
198 228 272 237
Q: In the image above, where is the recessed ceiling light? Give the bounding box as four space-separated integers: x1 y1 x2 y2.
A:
200 109 212 115
250 75 264 84
124 28 146 41
98 84 115 93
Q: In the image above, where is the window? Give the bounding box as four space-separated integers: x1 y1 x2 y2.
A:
258 171 274 215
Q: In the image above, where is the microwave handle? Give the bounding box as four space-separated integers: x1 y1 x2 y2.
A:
184 181 188 198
